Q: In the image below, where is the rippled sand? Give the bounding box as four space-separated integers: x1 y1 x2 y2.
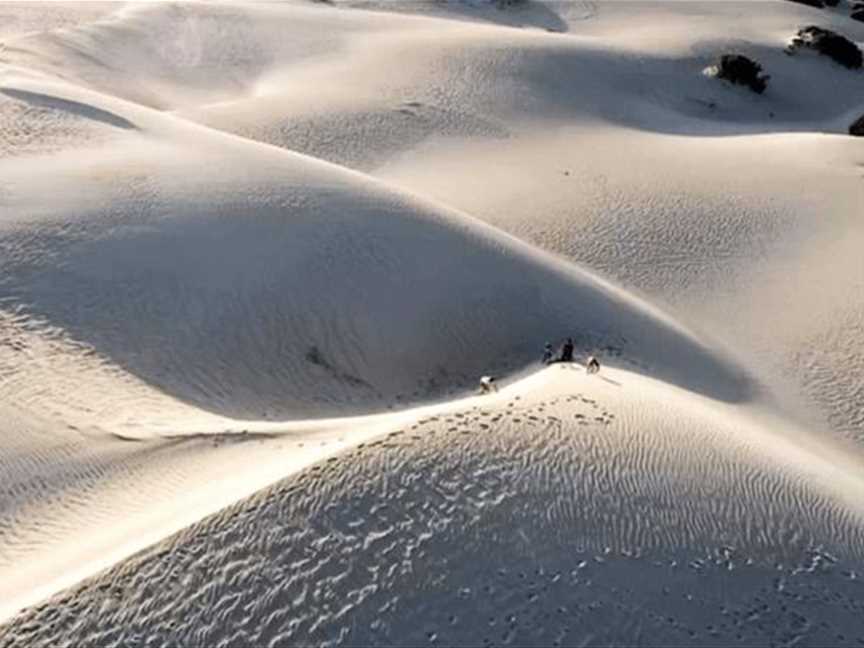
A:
1 0 864 644
5 369 864 646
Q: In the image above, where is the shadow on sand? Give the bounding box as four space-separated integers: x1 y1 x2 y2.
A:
423 0 569 33
2 88 137 130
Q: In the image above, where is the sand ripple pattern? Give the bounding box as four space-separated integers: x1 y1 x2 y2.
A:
4 386 864 647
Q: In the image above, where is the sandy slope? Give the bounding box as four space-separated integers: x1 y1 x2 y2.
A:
0 72 750 423
5 368 864 647
1 0 863 643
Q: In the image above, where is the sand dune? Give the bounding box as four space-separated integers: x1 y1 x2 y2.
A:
5 368 864 646
1 0 863 644
0 67 751 424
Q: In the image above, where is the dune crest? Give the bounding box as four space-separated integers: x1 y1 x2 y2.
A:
0 74 752 427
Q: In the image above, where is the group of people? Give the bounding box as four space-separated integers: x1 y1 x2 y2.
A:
542 338 600 374
478 339 601 395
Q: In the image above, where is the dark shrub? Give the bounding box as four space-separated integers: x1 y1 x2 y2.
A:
788 26 863 69
786 0 824 8
852 8 864 22
850 114 864 135
824 0 840 6
716 54 770 93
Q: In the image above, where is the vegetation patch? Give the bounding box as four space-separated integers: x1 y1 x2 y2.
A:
714 54 770 94
787 26 863 69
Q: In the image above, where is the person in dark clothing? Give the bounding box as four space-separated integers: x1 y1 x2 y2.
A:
542 342 554 365
586 355 600 374
560 337 574 363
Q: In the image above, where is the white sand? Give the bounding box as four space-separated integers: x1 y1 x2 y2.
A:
1 0 863 644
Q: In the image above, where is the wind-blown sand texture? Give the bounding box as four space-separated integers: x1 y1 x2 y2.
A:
1 0 863 645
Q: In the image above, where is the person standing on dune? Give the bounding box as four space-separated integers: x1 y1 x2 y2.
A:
560 338 574 363
542 343 554 365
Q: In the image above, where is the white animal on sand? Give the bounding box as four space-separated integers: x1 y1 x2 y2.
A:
479 375 497 394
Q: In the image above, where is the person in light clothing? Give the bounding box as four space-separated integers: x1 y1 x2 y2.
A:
479 375 497 394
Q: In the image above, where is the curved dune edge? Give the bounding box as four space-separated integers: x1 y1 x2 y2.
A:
0 71 755 429
0 56 779 623
2 364 864 627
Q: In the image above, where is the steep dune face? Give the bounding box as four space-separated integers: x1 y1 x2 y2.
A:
0 76 750 423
